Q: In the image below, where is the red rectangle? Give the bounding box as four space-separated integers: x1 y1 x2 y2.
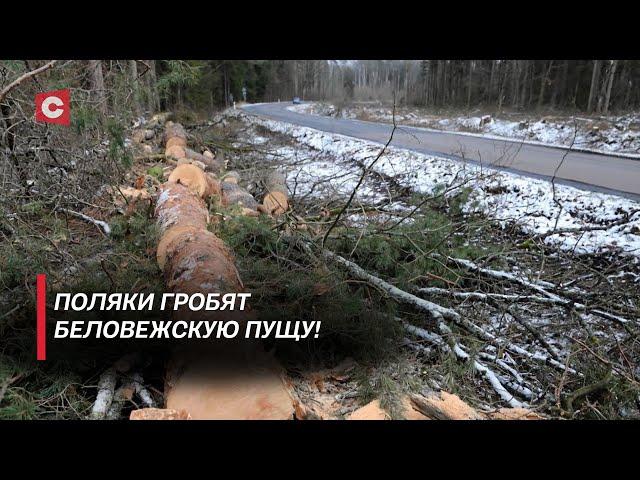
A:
35 89 70 126
36 274 46 361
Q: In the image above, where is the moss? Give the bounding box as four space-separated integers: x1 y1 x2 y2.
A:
146 166 164 182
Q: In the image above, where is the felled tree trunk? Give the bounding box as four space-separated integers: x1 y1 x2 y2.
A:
185 148 224 173
221 180 260 213
146 120 294 420
259 171 289 215
155 184 244 324
163 121 223 172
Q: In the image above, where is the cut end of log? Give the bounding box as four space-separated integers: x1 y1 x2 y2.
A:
347 400 390 420
221 181 259 210
165 344 295 420
165 145 186 160
167 164 210 198
262 191 289 215
130 408 191 420
221 171 240 184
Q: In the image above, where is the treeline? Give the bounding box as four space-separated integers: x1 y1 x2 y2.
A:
2 61 638 124
286 60 639 114
159 60 639 115
411 60 635 113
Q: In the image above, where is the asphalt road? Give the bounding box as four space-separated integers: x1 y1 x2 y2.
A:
243 102 640 200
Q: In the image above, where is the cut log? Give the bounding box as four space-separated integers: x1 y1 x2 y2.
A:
221 181 260 211
165 145 186 160
261 191 288 216
164 121 187 142
132 129 155 144
163 229 245 321
347 400 389 420
260 171 289 215
176 158 207 171
156 224 202 271
148 112 174 129
185 147 224 173
166 136 187 149
221 171 240 184
154 121 294 420
264 171 288 195
168 164 212 198
165 343 294 420
155 182 209 233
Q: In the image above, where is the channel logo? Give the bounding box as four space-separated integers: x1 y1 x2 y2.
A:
35 89 70 126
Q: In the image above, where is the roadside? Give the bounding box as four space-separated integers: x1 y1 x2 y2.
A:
288 102 640 158
236 109 640 258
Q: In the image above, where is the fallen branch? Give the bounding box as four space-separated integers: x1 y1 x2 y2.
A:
426 261 635 328
132 372 156 408
318 245 575 374
90 367 117 419
536 209 640 239
57 208 111 236
444 255 564 302
401 319 527 406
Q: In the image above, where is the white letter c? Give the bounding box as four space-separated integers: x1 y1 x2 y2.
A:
42 96 64 119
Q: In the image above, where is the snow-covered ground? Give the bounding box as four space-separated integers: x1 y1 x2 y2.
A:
288 103 640 157
234 109 640 259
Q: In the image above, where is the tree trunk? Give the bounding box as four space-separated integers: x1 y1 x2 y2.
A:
587 60 601 113
537 60 553 110
129 60 141 117
466 61 473 111
146 60 160 112
602 60 618 114
88 60 107 116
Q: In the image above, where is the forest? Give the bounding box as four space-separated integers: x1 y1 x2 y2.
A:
21 60 632 116
156 60 640 113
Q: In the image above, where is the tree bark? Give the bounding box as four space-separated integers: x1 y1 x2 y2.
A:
129 60 141 117
587 60 601 113
537 60 553 110
602 60 618 114
88 60 107 116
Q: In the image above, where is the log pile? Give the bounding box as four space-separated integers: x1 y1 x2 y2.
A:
163 120 224 172
115 115 547 420
146 119 295 419
155 123 245 323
